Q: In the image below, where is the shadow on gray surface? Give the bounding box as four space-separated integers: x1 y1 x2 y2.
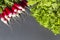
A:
0 15 60 40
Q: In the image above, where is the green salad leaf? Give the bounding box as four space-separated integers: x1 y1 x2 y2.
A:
28 0 60 35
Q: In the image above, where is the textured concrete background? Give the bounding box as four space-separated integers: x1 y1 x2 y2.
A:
0 9 60 40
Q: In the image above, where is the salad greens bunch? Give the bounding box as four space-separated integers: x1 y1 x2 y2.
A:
28 0 60 35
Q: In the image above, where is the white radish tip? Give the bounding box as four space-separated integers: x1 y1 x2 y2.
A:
22 9 25 11
1 18 4 22
17 10 22 13
9 13 12 17
5 15 8 19
5 15 10 21
18 6 22 9
18 6 25 11
14 9 17 12
7 18 10 21
1 18 8 25
12 13 16 17
16 14 20 17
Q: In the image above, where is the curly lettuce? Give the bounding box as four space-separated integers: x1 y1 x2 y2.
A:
28 0 60 35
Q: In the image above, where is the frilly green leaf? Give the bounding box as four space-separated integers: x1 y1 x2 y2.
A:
28 0 60 35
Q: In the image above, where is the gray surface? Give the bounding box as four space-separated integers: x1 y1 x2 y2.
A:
0 15 60 40
0 9 60 40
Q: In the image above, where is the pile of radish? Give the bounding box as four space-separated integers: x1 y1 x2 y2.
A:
0 0 28 25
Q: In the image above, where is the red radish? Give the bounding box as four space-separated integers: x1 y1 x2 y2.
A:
5 7 12 18
1 18 8 25
12 6 18 13
13 3 29 16
12 3 24 18
1 17 8 25
17 9 22 13
12 3 23 13
2 11 10 21
0 14 8 25
11 5 18 17
13 3 25 11
20 0 28 7
2 11 8 19
12 4 23 17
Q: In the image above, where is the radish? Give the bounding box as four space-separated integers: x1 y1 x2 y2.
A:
11 5 21 24
12 4 23 18
2 11 10 21
13 3 23 14
0 14 8 25
13 3 27 16
13 3 25 11
5 7 12 18
12 6 18 13
11 5 18 17
20 0 28 7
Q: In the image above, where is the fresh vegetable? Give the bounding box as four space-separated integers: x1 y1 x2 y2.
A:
28 0 60 35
